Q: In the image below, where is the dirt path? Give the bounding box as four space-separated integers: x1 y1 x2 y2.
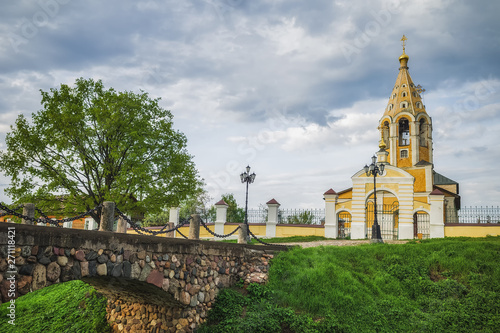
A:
273 239 408 248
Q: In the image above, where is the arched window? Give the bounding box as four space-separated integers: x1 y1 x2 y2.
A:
399 118 410 146
416 102 422 109
402 84 407 88
402 91 407 97
400 102 408 108
387 104 393 111
419 118 427 147
382 121 390 146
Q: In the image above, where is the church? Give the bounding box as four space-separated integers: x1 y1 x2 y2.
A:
324 37 460 240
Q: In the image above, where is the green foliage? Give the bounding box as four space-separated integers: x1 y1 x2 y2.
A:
142 210 170 227
208 193 245 223
285 211 315 224
0 78 203 224
0 280 110 332
204 237 500 332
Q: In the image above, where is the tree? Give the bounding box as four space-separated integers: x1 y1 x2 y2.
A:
208 193 244 223
0 78 203 225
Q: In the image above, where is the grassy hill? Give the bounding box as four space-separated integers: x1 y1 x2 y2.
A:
0 280 109 333
199 237 500 332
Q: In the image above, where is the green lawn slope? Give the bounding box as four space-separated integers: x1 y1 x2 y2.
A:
200 237 500 333
0 280 110 333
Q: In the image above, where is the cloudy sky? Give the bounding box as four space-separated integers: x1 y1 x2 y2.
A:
1 0 499 210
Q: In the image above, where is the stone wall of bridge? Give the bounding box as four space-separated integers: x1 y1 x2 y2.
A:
0 223 285 332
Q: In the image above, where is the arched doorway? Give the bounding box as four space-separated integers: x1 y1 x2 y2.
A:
365 190 399 240
337 211 351 239
413 211 430 239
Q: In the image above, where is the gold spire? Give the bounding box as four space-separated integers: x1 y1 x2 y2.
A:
378 125 387 150
399 34 409 63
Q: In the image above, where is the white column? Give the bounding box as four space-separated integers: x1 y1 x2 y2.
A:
214 200 228 237
324 189 338 238
266 199 280 238
169 207 180 237
429 189 445 238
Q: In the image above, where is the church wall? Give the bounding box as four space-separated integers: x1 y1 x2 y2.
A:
419 146 430 162
406 169 426 192
437 184 458 194
414 196 428 204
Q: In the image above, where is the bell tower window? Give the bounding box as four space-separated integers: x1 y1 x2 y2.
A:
419 118 427 147
399 118 410 146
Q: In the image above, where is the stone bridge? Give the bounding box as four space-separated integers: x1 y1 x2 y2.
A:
0 223 286 332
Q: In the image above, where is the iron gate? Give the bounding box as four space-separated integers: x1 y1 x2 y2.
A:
413 212 430 239
337 211 351 239
365 202 399 240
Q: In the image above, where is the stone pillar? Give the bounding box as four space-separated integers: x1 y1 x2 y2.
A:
266 199 280 238
116 216 128 233
323 189 338 238
99 201 115 232
214 200 228 238
238 225 248 244
165 222 175 238
429 189 445 238
22 203 35 225
189 214 200 240
169 207 180 238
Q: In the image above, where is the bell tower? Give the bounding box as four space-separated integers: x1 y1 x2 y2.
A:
379 35 433 169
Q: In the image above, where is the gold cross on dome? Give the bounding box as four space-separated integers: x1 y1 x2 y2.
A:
401 35 407 53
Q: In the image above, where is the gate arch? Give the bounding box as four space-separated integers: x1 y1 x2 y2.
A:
365 190 399 240
413 211 430 239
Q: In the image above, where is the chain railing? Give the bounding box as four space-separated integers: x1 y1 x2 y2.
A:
199 218 241 238
1 202 284 246
115 207 190 238
0 202 101 227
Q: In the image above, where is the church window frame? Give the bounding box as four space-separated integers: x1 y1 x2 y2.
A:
400 149 408 158
400 101 408 108
387 104 393 111
416 101 422 109
398 117 410 146
402 84 407 88
402 91 407 97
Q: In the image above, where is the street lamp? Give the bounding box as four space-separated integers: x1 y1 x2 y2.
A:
364 155 385 243
240 165 256 243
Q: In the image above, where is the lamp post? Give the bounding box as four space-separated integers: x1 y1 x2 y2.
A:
240 165 256 243
364 155 385 243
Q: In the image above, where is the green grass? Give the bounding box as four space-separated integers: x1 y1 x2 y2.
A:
0 280 110 333
218 235 332 244
201 237 500 332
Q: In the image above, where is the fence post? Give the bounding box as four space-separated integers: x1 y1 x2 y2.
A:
238 225 248 244
169 207 179 238
22 203 35 225
266 199 280 238
116 216 128 233
214 199 228 238
189 214 200 240
323 189 339 238
99 201 115 232
429 189 445 238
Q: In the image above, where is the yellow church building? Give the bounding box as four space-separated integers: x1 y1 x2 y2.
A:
324 37 460 240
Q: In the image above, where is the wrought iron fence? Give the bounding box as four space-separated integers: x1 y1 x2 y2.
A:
246 208 326 225
278 208 325 225
446 206 500 224
338 211 351 239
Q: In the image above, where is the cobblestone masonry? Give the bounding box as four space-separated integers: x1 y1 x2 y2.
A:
0 223 284 332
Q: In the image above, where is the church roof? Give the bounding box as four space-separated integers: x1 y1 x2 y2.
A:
382 36 427 119
433 172 458 185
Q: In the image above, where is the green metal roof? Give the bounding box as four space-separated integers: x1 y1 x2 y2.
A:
433 172 458 185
